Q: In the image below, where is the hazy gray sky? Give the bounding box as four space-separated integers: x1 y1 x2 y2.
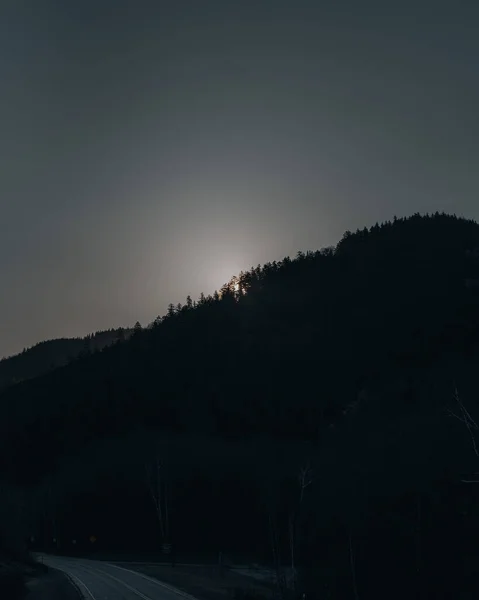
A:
0 0 478 357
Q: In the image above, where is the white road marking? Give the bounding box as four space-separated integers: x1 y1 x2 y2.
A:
105 563 198 600
85 565 154 600
61 569 97 600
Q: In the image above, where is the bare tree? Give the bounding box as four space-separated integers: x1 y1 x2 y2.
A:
349 533 360 600
263 454 314 600
145 456 171 554
288 513 295 592
415 493 422 597
269 511 288 600
298 462 313 504
446 385 479 482
289 462 314 593
42 484 60 551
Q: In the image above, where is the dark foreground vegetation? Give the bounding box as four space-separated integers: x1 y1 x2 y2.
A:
0 483 49 599
2 212 479 598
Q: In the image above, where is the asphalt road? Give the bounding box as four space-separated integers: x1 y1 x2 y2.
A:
40 555 198 600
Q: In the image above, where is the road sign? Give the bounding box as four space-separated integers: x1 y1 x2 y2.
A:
162 543 172 554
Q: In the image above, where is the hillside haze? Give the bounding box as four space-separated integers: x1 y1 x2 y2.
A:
0 327 133 391
2 212 479 599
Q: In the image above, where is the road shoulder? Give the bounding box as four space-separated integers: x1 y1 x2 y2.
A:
25 567 81 600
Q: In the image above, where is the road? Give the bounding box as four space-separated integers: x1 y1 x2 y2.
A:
40 555 198 600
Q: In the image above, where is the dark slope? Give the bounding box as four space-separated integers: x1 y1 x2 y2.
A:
0 328 133 391
2 212 479 481
2 212 479 599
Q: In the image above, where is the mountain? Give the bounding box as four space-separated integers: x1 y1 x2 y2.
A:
0 328 134 391
2 212 479 599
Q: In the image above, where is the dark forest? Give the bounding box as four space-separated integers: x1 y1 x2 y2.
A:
3 212 479 598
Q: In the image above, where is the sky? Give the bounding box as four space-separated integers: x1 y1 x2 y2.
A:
0 0 478 357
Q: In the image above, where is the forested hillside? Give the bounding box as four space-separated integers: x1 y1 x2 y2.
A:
0 327 133 390
2 212 479 599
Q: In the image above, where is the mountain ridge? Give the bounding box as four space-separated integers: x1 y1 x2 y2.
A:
2 211 479 599
0 327 134 391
